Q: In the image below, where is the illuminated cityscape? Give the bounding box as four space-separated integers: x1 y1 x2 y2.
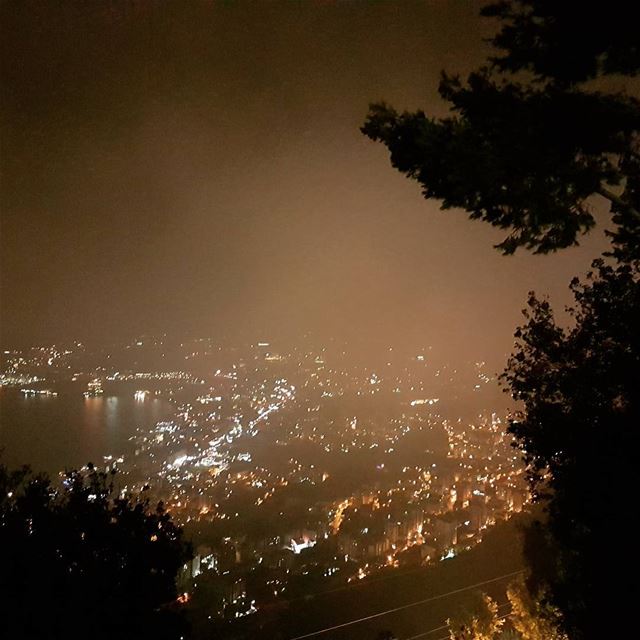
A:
1 337 527 625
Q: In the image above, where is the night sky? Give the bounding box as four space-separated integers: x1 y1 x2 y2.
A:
1 1 611 361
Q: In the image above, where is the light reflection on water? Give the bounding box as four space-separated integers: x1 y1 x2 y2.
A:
0 389 174 475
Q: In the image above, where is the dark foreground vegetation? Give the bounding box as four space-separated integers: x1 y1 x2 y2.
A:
364 1 639 637
0 462 191 640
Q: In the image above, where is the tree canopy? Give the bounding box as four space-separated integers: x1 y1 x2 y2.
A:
362 2 640 638
362 0 640 260
502 260 639 637
447 594 505 640
0 462 191 640
446 577 567 640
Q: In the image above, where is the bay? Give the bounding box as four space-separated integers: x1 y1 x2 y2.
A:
0 386 175 475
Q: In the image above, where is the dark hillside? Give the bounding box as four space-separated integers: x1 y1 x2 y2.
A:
191 511 532 640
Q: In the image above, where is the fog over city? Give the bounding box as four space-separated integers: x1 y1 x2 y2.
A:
1 1 608 362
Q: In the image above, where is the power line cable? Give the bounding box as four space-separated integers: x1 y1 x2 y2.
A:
403 604 511 640
288 570 523 640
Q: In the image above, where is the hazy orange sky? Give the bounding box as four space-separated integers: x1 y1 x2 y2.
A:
1 1 612 364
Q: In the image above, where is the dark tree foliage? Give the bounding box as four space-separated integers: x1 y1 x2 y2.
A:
362 0 640 259
483 1 640 84
502 261 639 638
0 462 191 640
362 2 640 637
